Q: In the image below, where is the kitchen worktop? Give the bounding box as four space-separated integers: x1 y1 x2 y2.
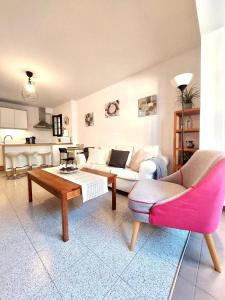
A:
2 143 72 147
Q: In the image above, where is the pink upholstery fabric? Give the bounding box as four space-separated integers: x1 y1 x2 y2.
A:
150 159 225 234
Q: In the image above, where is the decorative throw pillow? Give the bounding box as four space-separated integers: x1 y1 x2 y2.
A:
108 149 129 168
130 146 159 172
115 145 134 166
87 148 106 165
130 149 146 172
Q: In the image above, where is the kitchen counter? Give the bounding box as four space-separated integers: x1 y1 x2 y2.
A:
1 143 74 171
2 143 72 147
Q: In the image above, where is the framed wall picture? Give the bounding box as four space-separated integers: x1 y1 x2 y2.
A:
85 112 94 126
105 100 120 118
138 95 157 117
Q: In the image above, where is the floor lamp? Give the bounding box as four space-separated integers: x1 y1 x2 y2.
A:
172 73 193 165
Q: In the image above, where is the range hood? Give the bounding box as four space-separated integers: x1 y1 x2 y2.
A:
33 107 52 129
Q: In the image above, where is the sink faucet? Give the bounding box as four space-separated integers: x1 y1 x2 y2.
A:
3 135 13 144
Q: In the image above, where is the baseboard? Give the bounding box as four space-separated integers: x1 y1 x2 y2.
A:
168 231 191 300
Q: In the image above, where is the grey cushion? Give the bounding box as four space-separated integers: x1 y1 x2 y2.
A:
129 179 186 213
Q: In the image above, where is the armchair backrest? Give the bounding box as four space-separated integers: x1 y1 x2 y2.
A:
153 157 225 233
180 150 225 188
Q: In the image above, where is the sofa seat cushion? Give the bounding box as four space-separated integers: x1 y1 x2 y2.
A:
129 179 186 213
109 167 139 180
84 163 111 173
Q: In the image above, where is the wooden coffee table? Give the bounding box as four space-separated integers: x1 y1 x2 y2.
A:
27 167 117 242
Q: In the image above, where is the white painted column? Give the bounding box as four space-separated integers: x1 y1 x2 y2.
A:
200 27 225 150
196 0 225 206
196 0 225 150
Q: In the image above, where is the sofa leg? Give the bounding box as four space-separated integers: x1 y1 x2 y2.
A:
129 221 141 251
204 234 221 273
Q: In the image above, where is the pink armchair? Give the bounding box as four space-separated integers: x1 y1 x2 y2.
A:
128 150 225 272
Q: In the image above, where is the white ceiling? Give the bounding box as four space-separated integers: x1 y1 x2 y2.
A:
196 0 225 34
0 0 200 107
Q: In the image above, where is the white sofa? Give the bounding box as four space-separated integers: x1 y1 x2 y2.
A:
75 145 169 193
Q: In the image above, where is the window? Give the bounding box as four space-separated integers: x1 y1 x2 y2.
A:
52 114 63 136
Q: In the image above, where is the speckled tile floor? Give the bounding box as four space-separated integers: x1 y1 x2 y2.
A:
172 211 225 300
0 174 224 300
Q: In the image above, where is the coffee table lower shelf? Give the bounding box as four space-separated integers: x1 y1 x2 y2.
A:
27 167 117 242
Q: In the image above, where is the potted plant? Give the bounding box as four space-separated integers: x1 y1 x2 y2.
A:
177 86 200 109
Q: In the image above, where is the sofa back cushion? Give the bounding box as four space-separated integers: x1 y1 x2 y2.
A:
87 148 106 165
108 149 129 168
100 146 115 164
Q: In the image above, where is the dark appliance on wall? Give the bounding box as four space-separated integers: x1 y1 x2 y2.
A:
25 136 36 144
52 114 63 136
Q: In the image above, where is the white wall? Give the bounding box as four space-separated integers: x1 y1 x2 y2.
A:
71 48 200 166
53 100 73 138
200 27 225 149
196 0 225 150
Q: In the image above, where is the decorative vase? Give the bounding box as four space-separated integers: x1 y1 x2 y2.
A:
186 140 195 149
183 102 192 109
186 116 193 129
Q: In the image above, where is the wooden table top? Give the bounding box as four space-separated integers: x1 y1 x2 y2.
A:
28 167 116 198
81 167 116 179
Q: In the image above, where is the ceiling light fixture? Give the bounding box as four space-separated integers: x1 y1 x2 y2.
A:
22 71 38 101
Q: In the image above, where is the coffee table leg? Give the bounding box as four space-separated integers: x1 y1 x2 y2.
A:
61 197 69 242
28 175 33 203
112 177 116 210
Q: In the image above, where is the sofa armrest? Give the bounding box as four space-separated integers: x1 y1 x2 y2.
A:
139 160 157 179
160 155 169 167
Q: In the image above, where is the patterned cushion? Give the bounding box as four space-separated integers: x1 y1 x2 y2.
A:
129 179 186 213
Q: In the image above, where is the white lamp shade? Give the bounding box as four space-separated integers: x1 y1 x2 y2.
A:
22 83 37 101
24 83 36 93
172 73 193 88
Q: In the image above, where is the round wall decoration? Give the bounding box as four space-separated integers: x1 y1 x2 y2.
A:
105 100 120 118
64 116 69 126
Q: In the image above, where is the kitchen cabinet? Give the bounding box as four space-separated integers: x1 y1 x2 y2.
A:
0 107 28 129
14 109 28 129
0 107 14 128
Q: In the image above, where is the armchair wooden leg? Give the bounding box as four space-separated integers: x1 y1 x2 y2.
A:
129 221 141 251
204 234 222 273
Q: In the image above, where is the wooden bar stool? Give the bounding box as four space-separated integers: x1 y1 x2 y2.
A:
39 152 52 167
23 152 38 170
5 153 24 179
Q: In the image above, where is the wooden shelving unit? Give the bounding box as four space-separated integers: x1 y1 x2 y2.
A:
176 128 199 133
173 108 200 171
